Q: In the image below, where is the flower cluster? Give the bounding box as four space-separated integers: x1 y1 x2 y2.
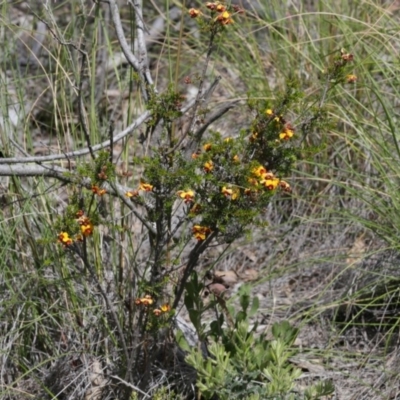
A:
125 181 153 198
250 165 291 192
215 10 234 25
203 160 214 173
77 214 94 237
58 231 72 246
265 109 295 141
92 185 107 196
57 210 94 247
135 295 154 306
222 186 239 200
189 2 243 25
135 295 172 317
184 129 293 242
193 225 212 241
177 189 195 204
346 74 357 84
340 49 357 83
325 48 356 84
97 165 108 180
189 8 201 18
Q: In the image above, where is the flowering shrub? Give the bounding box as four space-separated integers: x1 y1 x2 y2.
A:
32 1 356 397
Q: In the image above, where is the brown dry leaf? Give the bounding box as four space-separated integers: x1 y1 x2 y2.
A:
208 283 227 297
346 235 367 266
214 270 238 286
240 268 259 282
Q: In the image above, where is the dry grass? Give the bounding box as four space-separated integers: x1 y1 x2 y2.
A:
1 0 400 399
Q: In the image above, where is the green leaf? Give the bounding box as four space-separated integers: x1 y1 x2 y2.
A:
271 321 299 346
248 295 259 317
175 330 190 353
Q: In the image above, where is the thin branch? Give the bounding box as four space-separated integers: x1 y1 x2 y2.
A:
109 375 151 398
184 100 240 158
172 230 218 309
164 79 223 157
185 31 218 137
0 164 70 178
103 0 141 72
78 47 96 160
0 110 150 164
103 0 153 101
109 182 157 236
129 0 154 91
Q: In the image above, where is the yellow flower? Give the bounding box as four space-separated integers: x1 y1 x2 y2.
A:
177 189 195 204
249 132 258 142
126 190 139 198
232 154 240 163
58 232 72 246
80 222 94 237
346 74 357 83
279 128 294 140
139 182 153 192
189 8 201 18
252 166 268 178
222 186 233 197
160 303 171 312
192 225 211 241
203 143 212 151
265 109 274 116
261 178 280 190
203 161 214 173
279 180 291 192
216 10 233 24
77 215 94 237
92 185 107 196
222 186 239 200
136 295 154 306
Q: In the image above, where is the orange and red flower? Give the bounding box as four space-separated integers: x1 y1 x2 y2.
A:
177 189 195 204
203 161 214 173
192 225 212 241
58 232 72 246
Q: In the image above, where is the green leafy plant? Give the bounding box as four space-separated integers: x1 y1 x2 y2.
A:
186 287 334 399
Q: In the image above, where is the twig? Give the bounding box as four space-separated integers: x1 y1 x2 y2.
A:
109 374 151 398
102 0 141 71
184 100 240 158
78 46 96 160
185 30 218 137
0 164 71 179
164 79 224 157
172 230 218 309
103 0 154 101
109 182 157 236
0 110 151 165
128 0 154 92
